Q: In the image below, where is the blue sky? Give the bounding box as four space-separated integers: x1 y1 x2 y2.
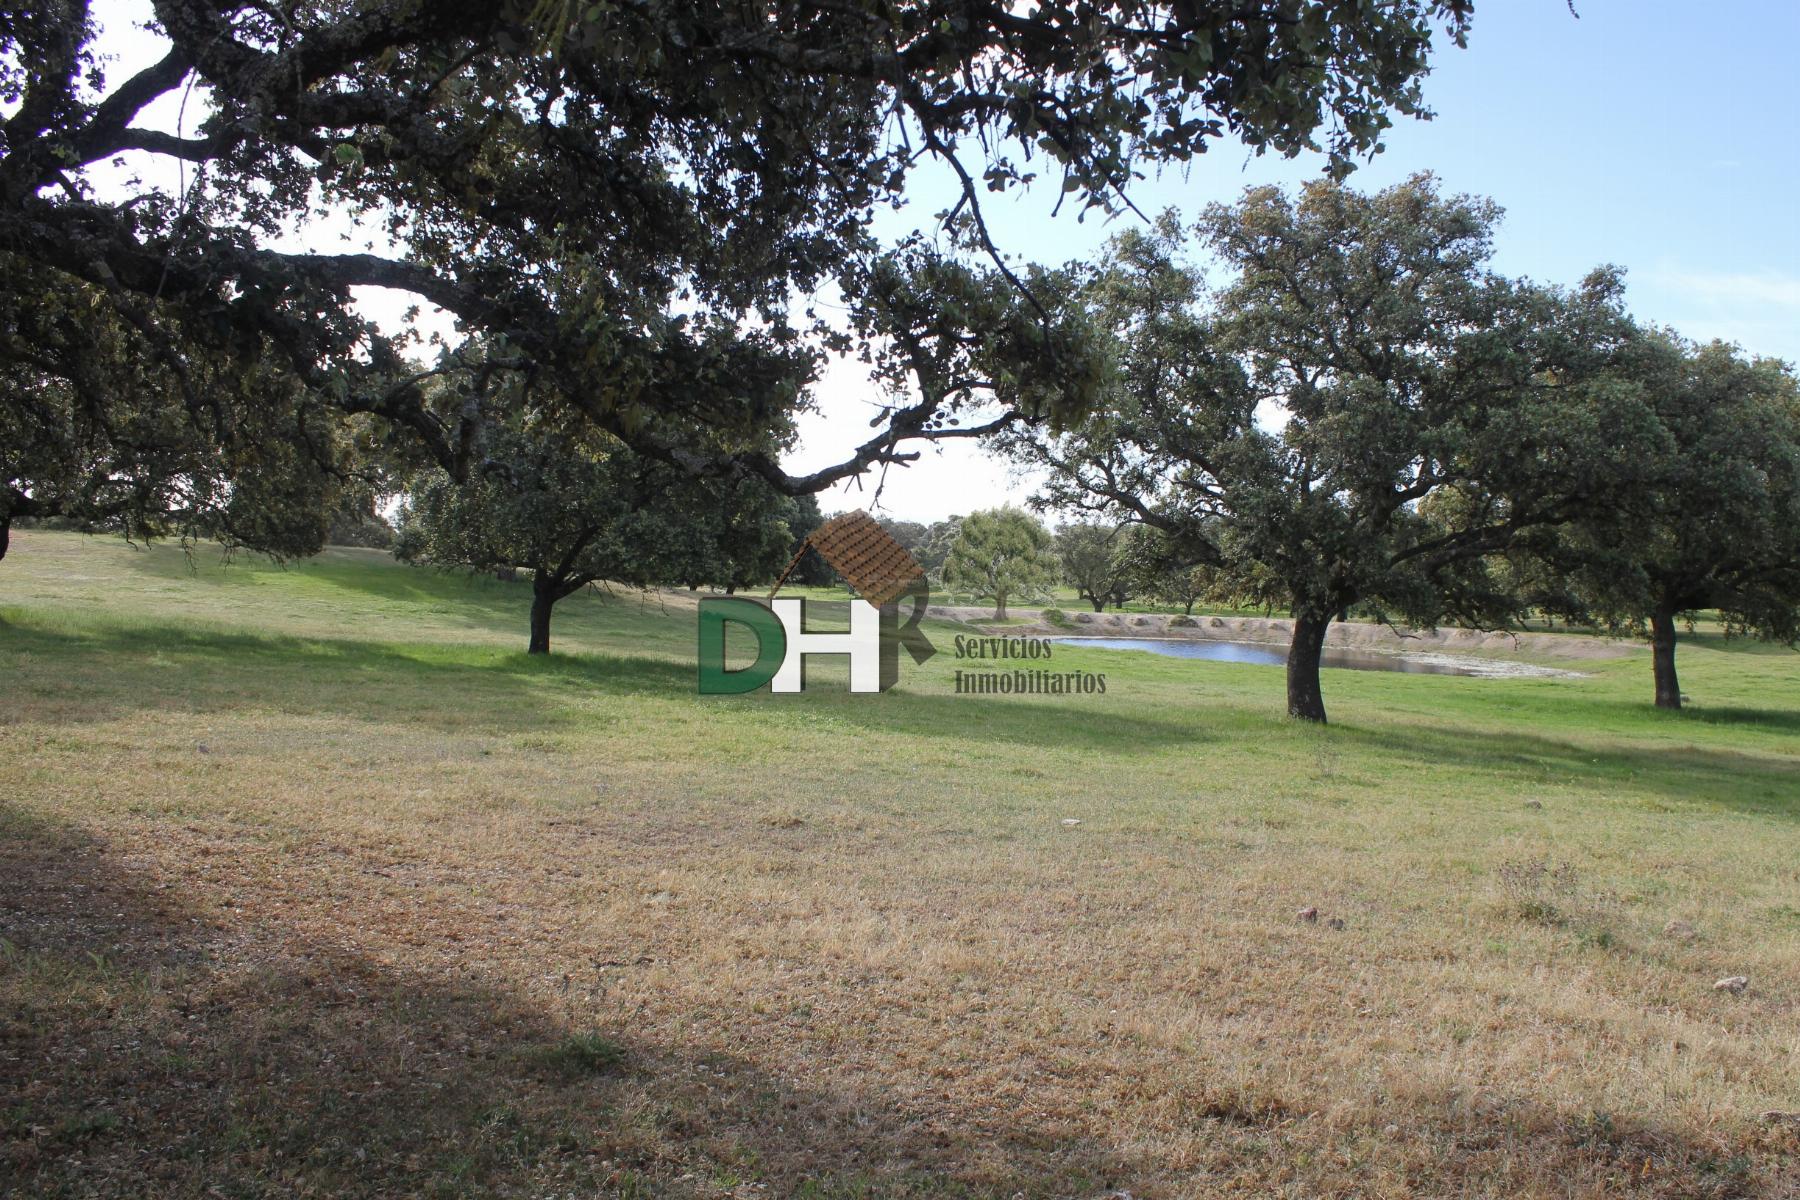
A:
796 0 1800 519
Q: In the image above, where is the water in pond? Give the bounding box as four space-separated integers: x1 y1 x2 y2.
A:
1051 637 1497 677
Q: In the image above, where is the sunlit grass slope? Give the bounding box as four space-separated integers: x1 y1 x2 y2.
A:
2 529 1796 1198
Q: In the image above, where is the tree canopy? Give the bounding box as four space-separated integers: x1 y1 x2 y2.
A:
1 0 1477 559
1118 528 1226 615
1055 521 1137 611
942 507 1057 619
913 517 966 581
0 255 381 560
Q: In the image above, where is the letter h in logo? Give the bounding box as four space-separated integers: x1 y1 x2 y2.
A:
769 598 881 691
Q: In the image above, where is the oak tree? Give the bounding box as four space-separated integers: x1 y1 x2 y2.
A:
1055 521 1137 611
1010 178 1652 722
1520 334 1800 708
942 507 1057 620
396 390 801 653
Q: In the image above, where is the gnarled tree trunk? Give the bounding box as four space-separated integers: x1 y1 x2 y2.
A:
1287 610 1331 723
1650 604 1681 709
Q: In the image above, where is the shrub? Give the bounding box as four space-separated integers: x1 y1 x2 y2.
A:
1496 855 1580 925
536 1031 625 1075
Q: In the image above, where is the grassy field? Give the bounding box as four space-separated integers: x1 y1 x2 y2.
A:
2 529 1797 1199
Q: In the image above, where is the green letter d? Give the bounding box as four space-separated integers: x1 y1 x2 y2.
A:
697 598 787 694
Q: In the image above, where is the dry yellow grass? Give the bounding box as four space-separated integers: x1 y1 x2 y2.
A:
2 530 1798 1198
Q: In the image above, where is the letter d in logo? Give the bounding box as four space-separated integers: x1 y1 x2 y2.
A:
696 598 787 694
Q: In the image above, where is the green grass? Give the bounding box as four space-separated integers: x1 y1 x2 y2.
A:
2 528 1798 1198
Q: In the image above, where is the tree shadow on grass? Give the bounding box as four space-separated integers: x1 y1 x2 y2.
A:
1433 686 1800 740
0 804 1144 1199
1676 706 1800 736
1668 629 1800 657
3 804 1791 1198
1335 719 1800 819
8 611 1796 804
0 617 692 736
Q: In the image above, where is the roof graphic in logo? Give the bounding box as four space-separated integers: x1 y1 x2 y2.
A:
768 510 926 607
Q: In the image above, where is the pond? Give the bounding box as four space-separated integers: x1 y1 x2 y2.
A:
1050 637 1518 678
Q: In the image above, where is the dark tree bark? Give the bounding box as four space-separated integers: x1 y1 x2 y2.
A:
1287 610 1331 723
529 581 557 655
528 572 596 654
0 513 11 563
995 592 1008 620
1090 596 1105 612
1651 603 1682 710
